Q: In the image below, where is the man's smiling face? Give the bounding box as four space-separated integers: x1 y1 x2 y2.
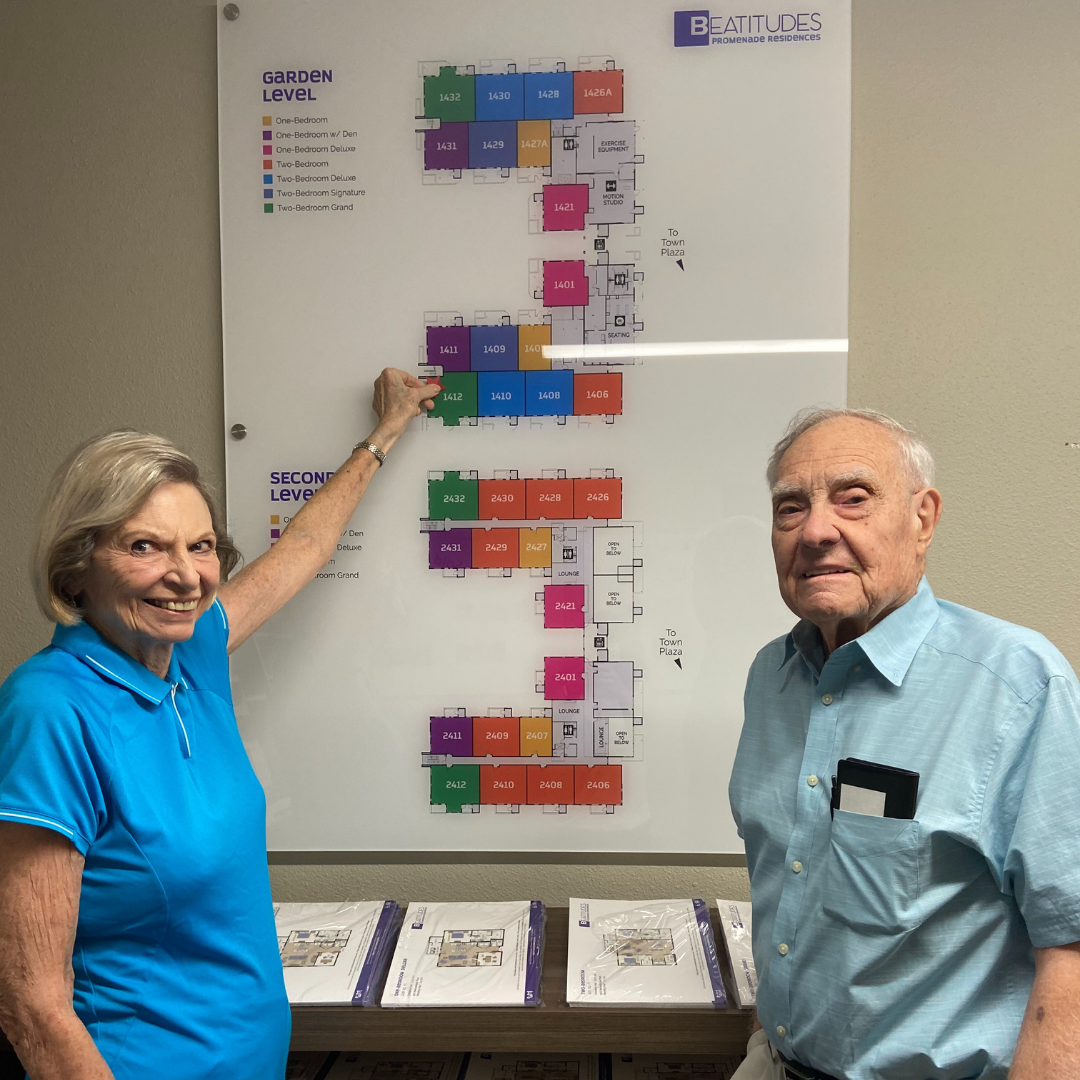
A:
770 416 941 651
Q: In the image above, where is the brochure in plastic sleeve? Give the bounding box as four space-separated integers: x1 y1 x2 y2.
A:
274 900 401 1005
464 1054 603 1080
566 898 727 1008
322 1052 469 1080
610 1054 742 1080
715 898 757 1007
381 900 545 1007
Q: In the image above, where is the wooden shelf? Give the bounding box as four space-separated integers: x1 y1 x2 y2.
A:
290 908 753 1054
0 908 754 1059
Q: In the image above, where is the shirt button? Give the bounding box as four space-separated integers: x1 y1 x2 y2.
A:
807 774 819 787
821 693 833 705
852 664 862 673
791 860 803 873
776 1025 787 1038
778 943 789 955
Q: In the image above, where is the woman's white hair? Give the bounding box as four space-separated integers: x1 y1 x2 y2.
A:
767 407 935 490
32 431 241 626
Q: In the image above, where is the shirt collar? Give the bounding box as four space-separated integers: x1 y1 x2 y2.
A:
782 576 940 687
785 619 826 674
51 618 184 704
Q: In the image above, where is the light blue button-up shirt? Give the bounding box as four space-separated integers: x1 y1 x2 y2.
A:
730 578 1080 1080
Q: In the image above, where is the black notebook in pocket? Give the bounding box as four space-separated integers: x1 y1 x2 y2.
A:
830 757 919 819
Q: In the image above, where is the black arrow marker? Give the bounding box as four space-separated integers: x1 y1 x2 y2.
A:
674 657 683 669
676 258 685 271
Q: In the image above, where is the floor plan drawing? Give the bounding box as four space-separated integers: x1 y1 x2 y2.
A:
422 468 642 815
279 928 352 968
604 927 678 967
328 1060 455 1080
630 1063 740 1080
487 1062 581 1080
416 58 642 425
431 929 505 967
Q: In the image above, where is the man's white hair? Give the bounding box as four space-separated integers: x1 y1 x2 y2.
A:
767 407 936 490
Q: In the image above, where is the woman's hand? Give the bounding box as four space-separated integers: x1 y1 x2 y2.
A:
368 368 441 452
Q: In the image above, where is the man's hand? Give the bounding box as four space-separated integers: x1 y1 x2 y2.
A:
1010 941 1080 1079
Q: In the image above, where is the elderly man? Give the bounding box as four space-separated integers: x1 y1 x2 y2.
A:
728 408 1080 1080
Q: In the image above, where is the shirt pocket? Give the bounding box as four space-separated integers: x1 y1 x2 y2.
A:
821 810 923 935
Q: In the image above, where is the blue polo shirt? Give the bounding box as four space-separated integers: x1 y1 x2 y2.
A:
0 602 289 1079
730 578 1080 1080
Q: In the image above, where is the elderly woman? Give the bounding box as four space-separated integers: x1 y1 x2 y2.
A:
0 369 438 1080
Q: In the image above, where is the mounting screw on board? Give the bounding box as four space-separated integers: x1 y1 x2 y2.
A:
230 424 247 440
223 4 240 21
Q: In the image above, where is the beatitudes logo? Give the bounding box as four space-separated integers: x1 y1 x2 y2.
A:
674 9 823 47
674 10 712 46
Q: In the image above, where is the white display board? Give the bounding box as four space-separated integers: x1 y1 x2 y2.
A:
218 0 850 854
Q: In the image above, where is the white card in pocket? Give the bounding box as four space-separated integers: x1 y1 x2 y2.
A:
838 784 887 817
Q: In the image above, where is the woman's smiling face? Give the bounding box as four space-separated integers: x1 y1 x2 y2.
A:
79 482 221 671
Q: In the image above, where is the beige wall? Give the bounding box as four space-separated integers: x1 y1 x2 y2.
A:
3 0 1077 906
848 0 1080 653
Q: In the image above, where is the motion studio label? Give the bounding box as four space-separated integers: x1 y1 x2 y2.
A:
674 9 822 46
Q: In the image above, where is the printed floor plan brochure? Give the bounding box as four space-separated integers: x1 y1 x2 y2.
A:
565 898 726 1007
382 901 545 1006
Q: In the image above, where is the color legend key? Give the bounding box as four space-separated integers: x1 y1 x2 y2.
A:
262 116 273 212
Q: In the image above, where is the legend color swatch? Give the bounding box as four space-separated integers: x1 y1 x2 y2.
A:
263 116 273 212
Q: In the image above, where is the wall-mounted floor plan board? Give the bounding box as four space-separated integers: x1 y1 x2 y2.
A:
218 0 850 854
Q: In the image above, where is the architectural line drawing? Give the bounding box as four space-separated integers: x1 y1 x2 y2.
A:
488 1063 582 1080
603 927 678 967
422 468 643 815
430 928 506 967
326 1060 452 1080
279 928 352 968
415 57 643 424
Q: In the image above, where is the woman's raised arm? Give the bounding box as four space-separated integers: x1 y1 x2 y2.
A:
218 367 439 652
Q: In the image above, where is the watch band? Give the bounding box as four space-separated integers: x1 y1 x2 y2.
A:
354 440 386 466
